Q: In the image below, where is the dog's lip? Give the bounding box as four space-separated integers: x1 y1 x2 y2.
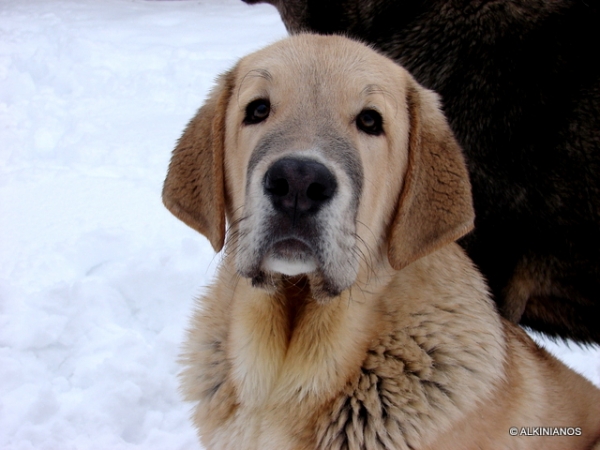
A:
269 238 315 259
260 238 319 276
271 237 313 256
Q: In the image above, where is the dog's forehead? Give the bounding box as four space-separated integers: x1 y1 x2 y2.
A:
236 34 407 97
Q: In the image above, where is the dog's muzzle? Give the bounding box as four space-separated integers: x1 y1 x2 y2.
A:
260 157 337 277
236 139 361 299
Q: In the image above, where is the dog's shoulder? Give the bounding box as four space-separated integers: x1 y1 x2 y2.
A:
311 244 507 449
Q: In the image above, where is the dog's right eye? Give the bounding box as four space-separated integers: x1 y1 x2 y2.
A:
244 99 270 125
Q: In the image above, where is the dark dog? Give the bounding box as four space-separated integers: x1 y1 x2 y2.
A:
242 0 600 344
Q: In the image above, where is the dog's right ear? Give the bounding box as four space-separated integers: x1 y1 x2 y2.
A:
162 69 237 252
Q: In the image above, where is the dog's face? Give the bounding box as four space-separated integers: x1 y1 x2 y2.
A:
223 36 413 297
163 34 474 300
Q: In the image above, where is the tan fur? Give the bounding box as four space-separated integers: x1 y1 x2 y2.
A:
164 35 600 450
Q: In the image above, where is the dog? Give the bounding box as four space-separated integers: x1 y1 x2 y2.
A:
241 0 600 345
163 35 600 449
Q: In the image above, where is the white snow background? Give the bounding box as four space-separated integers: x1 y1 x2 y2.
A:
0 1 598 449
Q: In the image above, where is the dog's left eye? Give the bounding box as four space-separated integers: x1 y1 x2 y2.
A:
244 99 271 125
356 109 383 136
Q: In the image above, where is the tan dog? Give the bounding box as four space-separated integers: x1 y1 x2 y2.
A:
163 35 600 450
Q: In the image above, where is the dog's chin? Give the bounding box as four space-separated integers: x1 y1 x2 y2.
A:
260 239 318 276
262 255 317 277
245 239 345 301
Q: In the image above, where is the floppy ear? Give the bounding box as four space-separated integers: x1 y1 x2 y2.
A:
387 82 475 270
162 69 237 252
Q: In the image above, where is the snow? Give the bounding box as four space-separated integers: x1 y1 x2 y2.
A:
0 1 598 449
1 1 285 448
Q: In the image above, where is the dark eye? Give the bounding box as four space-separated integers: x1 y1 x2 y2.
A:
356 109 383 136
244 99 270 125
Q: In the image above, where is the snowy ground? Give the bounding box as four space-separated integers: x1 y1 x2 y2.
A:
0 1 598 449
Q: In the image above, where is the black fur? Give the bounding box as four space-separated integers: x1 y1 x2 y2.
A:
242 0 600 344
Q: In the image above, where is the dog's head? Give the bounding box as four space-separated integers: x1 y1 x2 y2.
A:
163 34 473 300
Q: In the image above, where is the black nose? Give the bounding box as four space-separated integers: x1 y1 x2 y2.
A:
263 157 337 218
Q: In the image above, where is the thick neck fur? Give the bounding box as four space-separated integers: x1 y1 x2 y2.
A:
182 244 508 449
229 271 381 409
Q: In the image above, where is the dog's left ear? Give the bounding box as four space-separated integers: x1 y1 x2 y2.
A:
388 82 475 270
162 69 237 252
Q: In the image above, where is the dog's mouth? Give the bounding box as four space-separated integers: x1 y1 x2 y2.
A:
237 152 362 300
261 238 318 277
243 224 358 301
